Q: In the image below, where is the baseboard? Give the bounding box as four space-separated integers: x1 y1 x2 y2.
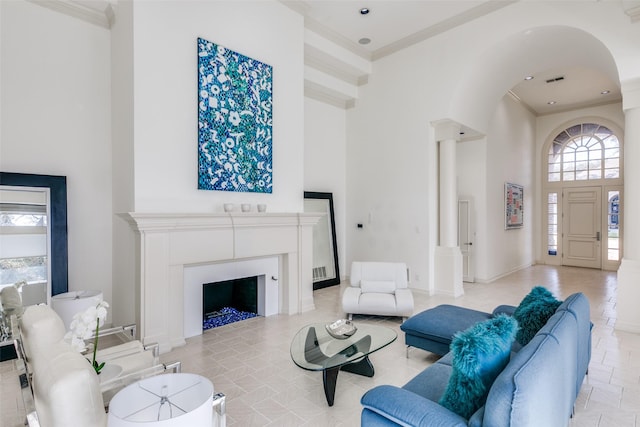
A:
614 320 640 334
474 262 535 284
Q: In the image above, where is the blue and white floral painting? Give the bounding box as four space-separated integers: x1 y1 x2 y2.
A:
198 38 273 193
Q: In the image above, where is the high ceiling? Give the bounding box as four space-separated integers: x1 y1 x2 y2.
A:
285 0 623 115
284 0 512 58
45 0 626 115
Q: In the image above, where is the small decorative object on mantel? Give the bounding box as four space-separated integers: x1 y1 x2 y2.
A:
64 300 109 375
325 319 357 339
257 204 267 212
197 37 273 194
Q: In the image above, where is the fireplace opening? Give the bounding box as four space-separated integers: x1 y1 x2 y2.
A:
202 276 258 330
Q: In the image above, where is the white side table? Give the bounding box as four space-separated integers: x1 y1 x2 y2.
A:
107 373 223 426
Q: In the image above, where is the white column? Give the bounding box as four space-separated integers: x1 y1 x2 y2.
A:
616 78 640 332
440 137 458 247
433 120 464 297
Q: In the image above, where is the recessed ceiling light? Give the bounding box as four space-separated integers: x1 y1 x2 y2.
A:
360 7 370 15
547 101 557 105
524 76 534 81
359 37 371 45
601 90 611 95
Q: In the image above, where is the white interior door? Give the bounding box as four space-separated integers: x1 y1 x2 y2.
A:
458 199 474 282
562 187 601 269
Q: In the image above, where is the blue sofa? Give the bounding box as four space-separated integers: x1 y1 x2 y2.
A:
360 293 591 427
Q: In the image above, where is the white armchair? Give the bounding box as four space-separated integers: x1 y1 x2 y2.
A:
13 304 185 426
17 305 160 379
31 340 108 427
341 261 414 319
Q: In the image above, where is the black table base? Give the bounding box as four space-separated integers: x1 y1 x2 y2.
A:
304 327 374 406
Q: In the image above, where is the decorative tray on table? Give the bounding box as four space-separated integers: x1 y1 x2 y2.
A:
325 319 357 339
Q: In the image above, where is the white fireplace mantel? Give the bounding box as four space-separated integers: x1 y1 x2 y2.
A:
126 212 322 352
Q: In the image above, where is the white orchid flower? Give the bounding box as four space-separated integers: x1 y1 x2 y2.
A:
64 300 110 375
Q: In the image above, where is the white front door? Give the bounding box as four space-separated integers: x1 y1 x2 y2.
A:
562 187 601 269
458 199 474 282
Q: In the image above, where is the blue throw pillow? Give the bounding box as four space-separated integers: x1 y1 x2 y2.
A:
439 314 518 419
513 286 562 346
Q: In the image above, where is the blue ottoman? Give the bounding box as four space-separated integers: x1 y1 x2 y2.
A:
400 304 492 356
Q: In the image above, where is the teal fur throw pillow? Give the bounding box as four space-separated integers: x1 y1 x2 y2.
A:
439 314 518 419
513 286 562 346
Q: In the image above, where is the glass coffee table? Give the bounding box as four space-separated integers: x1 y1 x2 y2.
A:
290 322 397 406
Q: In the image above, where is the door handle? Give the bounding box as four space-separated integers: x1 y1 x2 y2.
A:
463 242 473 246
596 231 600 241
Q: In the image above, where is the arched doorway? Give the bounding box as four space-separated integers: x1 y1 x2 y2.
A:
446 26 623 279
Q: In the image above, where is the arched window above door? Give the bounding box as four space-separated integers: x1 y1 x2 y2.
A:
547 123 619 183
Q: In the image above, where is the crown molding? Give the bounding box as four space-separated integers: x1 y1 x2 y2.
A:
507 90 538 117
304 81 355 110
279 0 372 61
372 1 518 61
623 1 640 22
26 0 115 29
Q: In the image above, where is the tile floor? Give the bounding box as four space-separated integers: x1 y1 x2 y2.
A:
2 265 639 426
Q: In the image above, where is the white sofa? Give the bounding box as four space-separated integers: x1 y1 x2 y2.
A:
341 262 414 319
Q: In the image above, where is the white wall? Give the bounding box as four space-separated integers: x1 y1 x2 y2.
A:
457 95 536 283
111 0 136 326
481 95 536 281
304 97 347 279
346 62 435 291
130 1 304 214
0 1 113 303
457 137 487 282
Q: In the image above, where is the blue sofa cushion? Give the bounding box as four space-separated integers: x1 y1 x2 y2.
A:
513 286 562 346
403 362 452 402
401 305 492 343
438 314 518 419
361 385 468 427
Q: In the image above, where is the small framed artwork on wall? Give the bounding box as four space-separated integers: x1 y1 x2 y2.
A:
505 182 523 229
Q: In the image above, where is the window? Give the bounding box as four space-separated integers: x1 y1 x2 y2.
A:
547 192 558 256
607 191 620 262
0 201 48 286
548 123 619 183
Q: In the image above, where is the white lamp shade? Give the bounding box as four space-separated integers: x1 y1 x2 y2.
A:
108 373 214 427
51 290 103 330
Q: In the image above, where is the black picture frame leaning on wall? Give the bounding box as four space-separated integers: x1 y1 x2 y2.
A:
303 191 340 290
0 172 69 296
